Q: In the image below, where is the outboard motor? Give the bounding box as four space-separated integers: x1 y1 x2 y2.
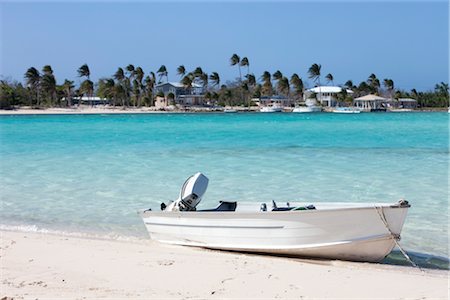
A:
165 173 209 211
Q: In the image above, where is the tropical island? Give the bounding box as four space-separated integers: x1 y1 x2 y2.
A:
0 54 448 112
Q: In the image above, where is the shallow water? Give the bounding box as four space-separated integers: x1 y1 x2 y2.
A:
0 112 448 266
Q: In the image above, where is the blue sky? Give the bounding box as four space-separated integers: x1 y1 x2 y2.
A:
0 1 448 91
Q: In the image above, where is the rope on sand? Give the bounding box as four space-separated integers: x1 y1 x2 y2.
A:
374 205 422 271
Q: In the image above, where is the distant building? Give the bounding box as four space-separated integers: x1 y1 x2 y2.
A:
154 82 205 107
353 94 388 111
397 98 418 109
68 96 111 106
305 86 354 107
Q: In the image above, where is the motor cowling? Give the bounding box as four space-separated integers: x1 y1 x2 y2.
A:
165 172 209 211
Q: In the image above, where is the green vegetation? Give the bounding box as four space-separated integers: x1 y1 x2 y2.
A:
0 58 448 109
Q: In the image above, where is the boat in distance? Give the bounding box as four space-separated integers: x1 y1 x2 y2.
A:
139 173 410 262
292 106 322 113
260 104 283 113
332 107 361 114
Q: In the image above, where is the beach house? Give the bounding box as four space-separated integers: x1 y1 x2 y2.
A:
69 96 111 106
397 98 418 109
154 82 205 108
353 94 389 111
305 86 354 107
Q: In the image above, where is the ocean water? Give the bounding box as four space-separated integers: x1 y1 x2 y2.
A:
0 112 448 265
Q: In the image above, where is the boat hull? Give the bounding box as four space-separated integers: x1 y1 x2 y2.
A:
140 203 409 262
332 110 361 114
292 106 322 113
260 107 282 113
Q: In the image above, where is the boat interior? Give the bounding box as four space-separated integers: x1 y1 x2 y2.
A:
148 173 408 213
195 200 316 212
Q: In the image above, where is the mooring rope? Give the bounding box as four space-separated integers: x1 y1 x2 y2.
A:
374 206 422 271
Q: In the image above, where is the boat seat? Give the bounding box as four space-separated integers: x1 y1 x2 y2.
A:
198 201 237 212
271 200 292 211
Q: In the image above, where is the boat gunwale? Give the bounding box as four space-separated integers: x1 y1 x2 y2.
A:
139 202 409 217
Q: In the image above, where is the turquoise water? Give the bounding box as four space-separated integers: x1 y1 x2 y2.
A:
0 112 448 263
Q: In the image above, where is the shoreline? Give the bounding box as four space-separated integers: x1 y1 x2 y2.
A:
1 224 448 271
1 230 448 299
0 106 447 115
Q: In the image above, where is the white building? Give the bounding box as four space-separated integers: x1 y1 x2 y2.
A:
397 98 418 109
68 96 110 106
353 94 388 111
305 86 354 107
154 82 205 107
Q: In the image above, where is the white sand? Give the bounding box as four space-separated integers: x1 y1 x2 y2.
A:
0 107 248 115
1 230 448 299
0 107 177 115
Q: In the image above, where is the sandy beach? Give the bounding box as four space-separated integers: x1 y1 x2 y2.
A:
0 107 250 115
0 107 187 115
0 107 447 116
0 230 448 299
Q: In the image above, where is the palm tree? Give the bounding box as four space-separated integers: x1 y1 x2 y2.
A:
290 73 304 101
157 65 168 83
79 79 94 106
135 67 144 83
325 73 334 85
41 72 57 107
260 71 273 96
244 73 257 107
62 79 75 107
246 74 256 86
230 53 241 81
308 63 322 105
240 57 250 76
177 65 186 78
24 67 41 107
114 67 125 82
209 72 220 89
337 88 350 105
435 82 449 96
357 81 371 96
42 65 53 75
77 64 91 107
193 67 203 78
77 64 90 80
126 64 135 77
126 65 136 104
272 70 283 95
344 80 354 90
278 77 290 98
308 63 321 85
367 73 380 94
144 75 155 106
200 72 208 90
410 88 418 99
113 67 128 106
272 70 282 81
181 73 194 96
383 79 394 99
97 78 115 104
133 67 145 107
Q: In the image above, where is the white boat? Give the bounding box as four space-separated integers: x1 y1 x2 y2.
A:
389 108 413 113
139 173 410 262
260 104 282 113
224 108 238 113
292 106 322 113
332 107 361 114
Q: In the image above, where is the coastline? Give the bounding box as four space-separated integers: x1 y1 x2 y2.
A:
1 230 448 299
0 106 447 115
